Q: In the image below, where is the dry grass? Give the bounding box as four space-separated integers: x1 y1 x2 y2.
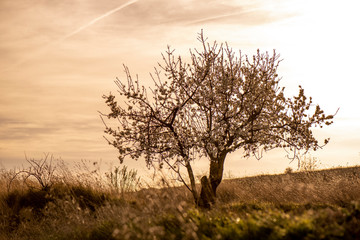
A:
217 166 360 206
0 162 359 240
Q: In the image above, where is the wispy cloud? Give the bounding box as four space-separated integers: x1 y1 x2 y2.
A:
98 0 297 31
1 0 138 73
185 12 244 25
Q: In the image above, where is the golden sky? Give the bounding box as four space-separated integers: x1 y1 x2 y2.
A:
1 0 359 176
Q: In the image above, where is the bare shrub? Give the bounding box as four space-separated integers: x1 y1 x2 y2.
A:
7 153 57 192
299 155 320 172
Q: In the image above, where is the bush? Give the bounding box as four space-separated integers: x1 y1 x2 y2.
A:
70 185 107 212
2 188 51 230
105 165 141 196
284 167 293 174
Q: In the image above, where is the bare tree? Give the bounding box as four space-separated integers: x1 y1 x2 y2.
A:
101 32 336 208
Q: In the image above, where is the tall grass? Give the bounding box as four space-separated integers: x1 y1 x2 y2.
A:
0 157 359 240
217 167 360 206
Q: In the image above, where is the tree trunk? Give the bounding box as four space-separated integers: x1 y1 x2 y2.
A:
197 152 227 209
185 160 199 204
209 153 226 195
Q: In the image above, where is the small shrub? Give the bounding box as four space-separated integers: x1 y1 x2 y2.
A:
5 189 50 214
284 167 293 174
157 213 185 240
70 185 107 212
105 165 141 196
2 188 52 231
299 155 320 172
88 221 117 240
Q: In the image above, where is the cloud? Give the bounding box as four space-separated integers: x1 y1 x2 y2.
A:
185 9 295 26
103 0 296 27
0 116 60 141
0 111 101 142
1 0 139 72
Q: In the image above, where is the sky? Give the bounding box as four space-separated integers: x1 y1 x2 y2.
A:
1 0 359 177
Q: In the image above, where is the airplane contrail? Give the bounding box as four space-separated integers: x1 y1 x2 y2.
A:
1 0 138 72
57 0 138 44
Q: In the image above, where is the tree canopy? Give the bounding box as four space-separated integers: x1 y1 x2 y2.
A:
101 32 335 208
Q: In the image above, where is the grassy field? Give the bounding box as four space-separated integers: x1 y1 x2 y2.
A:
0 160 359 240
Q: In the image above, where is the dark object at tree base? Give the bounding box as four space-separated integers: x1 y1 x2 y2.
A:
198 176 215 209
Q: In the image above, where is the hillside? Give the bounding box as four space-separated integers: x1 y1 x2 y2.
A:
217 166 360 205
0 165 359 239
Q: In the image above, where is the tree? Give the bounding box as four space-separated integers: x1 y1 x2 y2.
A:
101 32 336 208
